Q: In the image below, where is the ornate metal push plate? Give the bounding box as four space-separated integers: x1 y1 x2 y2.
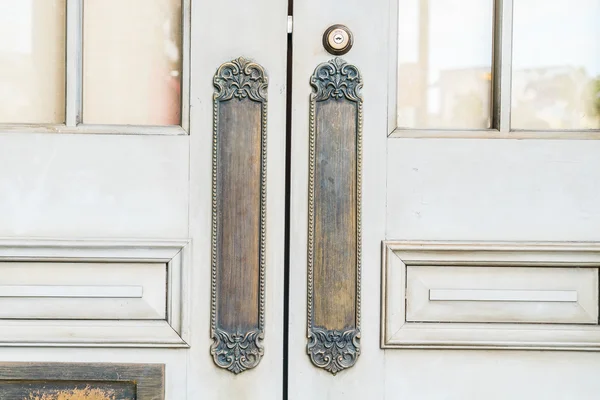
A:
307 58 363 375
210 57 268 374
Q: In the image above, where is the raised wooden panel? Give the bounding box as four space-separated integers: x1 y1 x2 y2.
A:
0 262 166 320
0 239 188 347
406 266 598 324
0 363 163 399
382 241 600 350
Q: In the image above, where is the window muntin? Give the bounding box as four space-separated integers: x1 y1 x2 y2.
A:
0 0 187 133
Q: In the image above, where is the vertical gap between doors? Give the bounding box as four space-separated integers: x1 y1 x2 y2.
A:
283 0 293 398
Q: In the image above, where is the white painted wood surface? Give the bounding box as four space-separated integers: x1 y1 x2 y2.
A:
0 134 189 238
0 240 188 347
0 285 144 298
386 139 600 242
0 262 166 319
406 265 598 324
383 243 600 350
428 289 578 302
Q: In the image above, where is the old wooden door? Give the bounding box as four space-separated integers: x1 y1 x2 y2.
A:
288 0 600 399
0 0 287 399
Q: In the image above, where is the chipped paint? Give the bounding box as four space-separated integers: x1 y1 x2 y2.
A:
26 386 116 400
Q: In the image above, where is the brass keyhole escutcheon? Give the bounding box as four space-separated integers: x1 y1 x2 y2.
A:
323 24 353 55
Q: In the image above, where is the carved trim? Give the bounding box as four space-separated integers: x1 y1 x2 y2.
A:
307 327 360 375
210 328 265 374
307 58 363 375
210 57 268 374
382 241 600 350
310 57 362 102
0 239 188 347
214 57 268 102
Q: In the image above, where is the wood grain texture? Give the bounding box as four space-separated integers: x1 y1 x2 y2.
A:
0 363 164 400
313 100 357 330
216 99 262 332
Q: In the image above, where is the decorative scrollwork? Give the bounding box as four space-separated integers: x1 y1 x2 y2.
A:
214 57 268 102
310 57 363 102
210 329 264 375
307 328 360 375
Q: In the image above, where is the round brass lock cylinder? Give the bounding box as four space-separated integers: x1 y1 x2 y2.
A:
323 24 353 55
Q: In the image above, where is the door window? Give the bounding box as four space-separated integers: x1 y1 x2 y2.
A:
392 0 600 137
0 0 66 124
396 0 494 130
512 0 600 130
0 0 189 132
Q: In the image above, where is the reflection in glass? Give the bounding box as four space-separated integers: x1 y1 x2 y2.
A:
83 0 182 125
397 0 494 129
512 0 600 130
0 0 66 124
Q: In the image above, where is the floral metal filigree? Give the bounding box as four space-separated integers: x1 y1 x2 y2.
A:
307 328 361 375
210 329 264 375
310 57 363 102
214 57 268 101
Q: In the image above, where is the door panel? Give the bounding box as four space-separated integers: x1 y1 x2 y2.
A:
188 0 287 398
290 0 388 396
386 139 600 241
0 135 189 238
291 0 600 399
0 0 287 398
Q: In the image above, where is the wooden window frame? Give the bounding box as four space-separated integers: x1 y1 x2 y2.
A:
387 0 600 140
0 0 191 135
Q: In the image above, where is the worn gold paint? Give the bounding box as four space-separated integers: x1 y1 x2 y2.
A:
26 387 116 400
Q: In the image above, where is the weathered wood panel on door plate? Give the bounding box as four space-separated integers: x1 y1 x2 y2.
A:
210 57 268 374
307 58 363 375
0 362 164 399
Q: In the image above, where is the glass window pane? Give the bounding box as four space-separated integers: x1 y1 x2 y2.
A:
512 0 600 130
397 0 494 129
83 0 182 125
0 0 66 124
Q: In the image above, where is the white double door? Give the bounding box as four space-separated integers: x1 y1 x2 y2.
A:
2 0 600 399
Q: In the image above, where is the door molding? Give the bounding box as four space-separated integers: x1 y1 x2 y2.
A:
0 238 189 347
382 241 600 350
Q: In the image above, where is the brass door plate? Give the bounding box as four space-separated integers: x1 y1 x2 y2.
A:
307 58 363 375
210 57 268 375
